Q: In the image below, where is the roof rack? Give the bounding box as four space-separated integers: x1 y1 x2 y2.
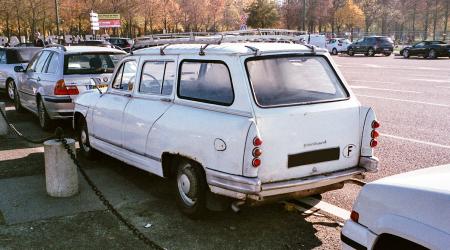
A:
45 44 67 51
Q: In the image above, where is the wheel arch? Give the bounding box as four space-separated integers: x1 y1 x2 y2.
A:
161 152 207 182
73 111 86 131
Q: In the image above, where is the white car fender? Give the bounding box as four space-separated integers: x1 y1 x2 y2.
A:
373 214 447 250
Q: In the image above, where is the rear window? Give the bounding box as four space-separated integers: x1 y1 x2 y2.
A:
64 53 125 75
6 48 41 64
246 56 348 107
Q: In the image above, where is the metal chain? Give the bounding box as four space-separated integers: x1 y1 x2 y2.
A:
1 107 163 249
0 107 61 144
60 138 164 250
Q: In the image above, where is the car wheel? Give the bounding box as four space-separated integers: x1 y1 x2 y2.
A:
428 49 437 59
348 49 354 56
384 52 391 56
174 159 207 219
78 117 96 159
403 50 410 58
368 47 375 57
37 98 52 130
14 88 25 113
6 80 15 101
332 48 338 55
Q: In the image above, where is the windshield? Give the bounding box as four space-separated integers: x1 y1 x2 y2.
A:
64 53 125 75
246 56 348 107
7 48 41 63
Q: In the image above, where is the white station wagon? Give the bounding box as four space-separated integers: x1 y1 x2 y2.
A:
73 42 380 217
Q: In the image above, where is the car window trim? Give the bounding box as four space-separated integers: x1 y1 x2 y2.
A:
177 59 235 107
139 60 174 96
110 59 136 93
35 50 52 73
244 53 350 109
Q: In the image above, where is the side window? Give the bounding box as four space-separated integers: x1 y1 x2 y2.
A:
34 51 51 73
112 60 137 91
0 50 6 64
139 61 175 95
178 61 234 106
46 53 60 74
26 51 42 72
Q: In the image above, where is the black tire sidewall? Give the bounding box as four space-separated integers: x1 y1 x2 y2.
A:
78 118 95 159
37 98 52 130
174 160 207 219
6 80 15 100
14 88 25 113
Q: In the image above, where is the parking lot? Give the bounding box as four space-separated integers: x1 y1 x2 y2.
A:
1 54 449 249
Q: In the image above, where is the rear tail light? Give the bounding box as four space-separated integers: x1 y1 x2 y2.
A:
252 137 262 168
371 130 379 138
54 79 79 95
350 210 359 222
371 120 380 129
370 120 380 148
370 139 378 148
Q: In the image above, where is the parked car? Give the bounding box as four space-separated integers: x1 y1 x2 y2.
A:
14 45 126 130
13 43 35 48
106 37 134 52
401 41 450 59
0 47 42 100
326 38 351 55
73 42 380 218
347 36 394 56
342 164 450 249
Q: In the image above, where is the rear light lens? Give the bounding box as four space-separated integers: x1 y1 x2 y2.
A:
371 120 380 129
252 148 262 157
252 158 261 168
370 139 378 148
371 130 379 138
54 79 79 95
350 210 359 222
253 137 262 146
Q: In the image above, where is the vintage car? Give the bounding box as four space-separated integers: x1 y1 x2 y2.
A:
73 42 380 218
342 164 450 249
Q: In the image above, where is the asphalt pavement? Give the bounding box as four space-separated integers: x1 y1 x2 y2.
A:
0 54 449 249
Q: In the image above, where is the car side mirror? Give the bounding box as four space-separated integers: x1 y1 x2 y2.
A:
14 65 25 73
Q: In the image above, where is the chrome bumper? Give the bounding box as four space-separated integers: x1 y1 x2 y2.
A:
206 165 369 200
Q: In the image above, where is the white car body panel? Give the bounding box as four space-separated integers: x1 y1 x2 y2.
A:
74 43 379 202
342 164 450 249
326 38 351 54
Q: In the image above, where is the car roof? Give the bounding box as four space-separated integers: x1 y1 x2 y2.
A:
133 42 325 56
44 45 126 54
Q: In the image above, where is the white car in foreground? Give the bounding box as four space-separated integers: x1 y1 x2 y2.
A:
342 164 450 249
74 42 379 218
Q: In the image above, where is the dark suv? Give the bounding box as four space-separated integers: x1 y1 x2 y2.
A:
347 36 394 56
106 37 134 52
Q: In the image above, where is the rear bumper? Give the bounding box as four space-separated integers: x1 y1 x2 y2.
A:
341 220 378 250
43 96 74 119
206 165 368 201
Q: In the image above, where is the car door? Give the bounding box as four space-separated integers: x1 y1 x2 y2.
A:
92 59 137 147
20 51 51 111
122 57 177 155
353 38 364 52
410 42 424 56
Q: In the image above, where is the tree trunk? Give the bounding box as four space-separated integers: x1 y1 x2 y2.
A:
412 2 416 41
423 1 431 40
444 0 449 40
432 0 438 40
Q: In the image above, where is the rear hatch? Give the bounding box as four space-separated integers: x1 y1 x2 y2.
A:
245 54 361 183
63 52 125 96
376 37 394 50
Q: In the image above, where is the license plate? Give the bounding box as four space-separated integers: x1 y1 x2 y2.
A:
384 48 389 51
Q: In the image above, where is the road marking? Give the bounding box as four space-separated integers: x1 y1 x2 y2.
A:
381 133 450 149
436 86 450 89
410 79 450 84
350 85 421 93
0 146 44 161
356 94 450 108
349 80 397 84
297 197 350 220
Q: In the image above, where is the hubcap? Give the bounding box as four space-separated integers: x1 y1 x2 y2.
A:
369 49 374 55
430 50 435 58
177 165 196 206
7 82 14 99
80 129 90 152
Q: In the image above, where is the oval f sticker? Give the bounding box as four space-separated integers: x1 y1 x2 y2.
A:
343 144 356 158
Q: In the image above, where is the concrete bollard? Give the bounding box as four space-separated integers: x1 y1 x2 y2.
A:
44 139 79 197
0 102 7 136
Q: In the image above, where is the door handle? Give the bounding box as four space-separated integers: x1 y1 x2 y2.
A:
124 93 132 98
37 77 41 81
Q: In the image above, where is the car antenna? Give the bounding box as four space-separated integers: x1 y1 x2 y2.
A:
304 44 316 54
245 45 259 56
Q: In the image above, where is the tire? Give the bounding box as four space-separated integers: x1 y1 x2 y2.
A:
6 79 15 101
37 97 52 131
77 117 96 159
384 52 391 56
403 49 410 58
174 159 207 219
14 88 25 113
348 49 354 56
367 47 375 57
332 48 338 55
428 49 437 59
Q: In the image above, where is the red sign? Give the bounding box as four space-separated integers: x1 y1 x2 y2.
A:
99 19 121 28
